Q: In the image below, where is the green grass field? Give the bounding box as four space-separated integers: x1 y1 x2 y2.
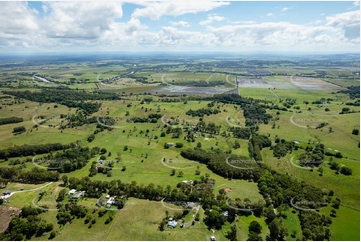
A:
0 60 359 241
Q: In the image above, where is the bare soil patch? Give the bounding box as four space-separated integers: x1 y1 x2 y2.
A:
237 77 272 88
0 206 21 233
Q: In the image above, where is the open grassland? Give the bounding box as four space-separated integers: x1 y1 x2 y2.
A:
261 148 359 208
53 198 228 241
327 205 360 241
239 88 279 100
323 78 360 88
270 89 349 102
0 61 359 241
0 182 59 209
0 99 263 203
282 209 302 241
259 108 359 160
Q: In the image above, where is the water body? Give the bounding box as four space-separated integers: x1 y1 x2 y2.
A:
34 76 52 83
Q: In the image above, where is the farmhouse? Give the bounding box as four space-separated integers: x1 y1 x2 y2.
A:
207 179 215 188
168 217 178 228
106 197 115 208
182 180 194 186
72 191 85 199
68 189 76 195
187 202 195 209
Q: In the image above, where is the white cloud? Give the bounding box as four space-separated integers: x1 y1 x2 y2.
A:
0 2 358 53
22 42 31 48
131 1 229 20
228 20 257 24
42 2 123 39
281 7 289 12
0 2 39 35
170 21 190 27
205 21 345 51
307 20 324 26
353 1 360 7
199 14 225 25
266 13 273 17
326 10 360 40
42 4 49 13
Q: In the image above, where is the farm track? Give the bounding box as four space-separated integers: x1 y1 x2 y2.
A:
161 74 174 86
226 75 236 87
269 89 279 98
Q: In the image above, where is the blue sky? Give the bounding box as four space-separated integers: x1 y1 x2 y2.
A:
0 1 359 53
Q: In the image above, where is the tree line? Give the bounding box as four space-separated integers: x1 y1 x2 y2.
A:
0 143 71 160
0 117 23 126
3 89 120 115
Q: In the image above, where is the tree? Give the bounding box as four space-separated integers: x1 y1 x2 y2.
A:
352 129 359 135
330 209 337 217
49 231 56 239
61 175 68 186
56 189 66 202
226 224 237 241
233 140 240 149
87 134 95 142
340 166 352 175
318 167 323 176
268 219 287 240
248 232 262 241
178 171 184 177
171 169 176 176
107 171 112 177
249 221 262 234
159 219 166 231
196 142 202 149
160 132 166 137
13 126 26 134
100 148 107 154
264 206 276 223
332 198 341 209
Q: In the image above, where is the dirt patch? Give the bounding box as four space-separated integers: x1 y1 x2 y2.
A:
285 76 345 90
0 206 21 233
225 188 232 192
237 77 273 88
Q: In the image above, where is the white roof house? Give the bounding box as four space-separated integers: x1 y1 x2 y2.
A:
168 219 178 228
106 197 115 208
69 189 76 195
